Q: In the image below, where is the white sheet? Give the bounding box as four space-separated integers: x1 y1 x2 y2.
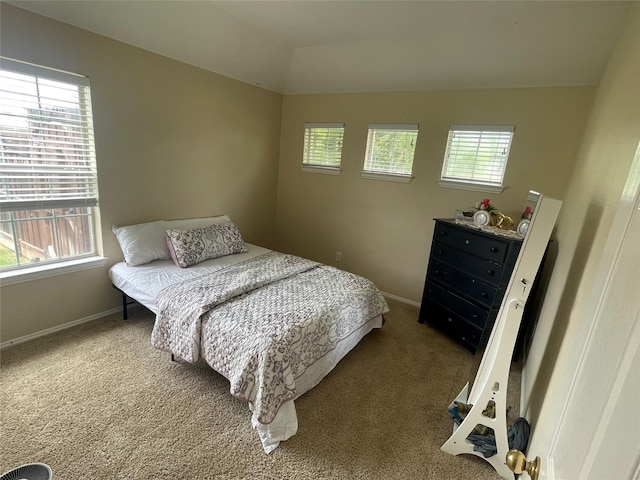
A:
108 244 384 452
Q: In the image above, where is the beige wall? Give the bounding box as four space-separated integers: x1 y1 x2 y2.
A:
526 2 640 446
276 87 594 302
0 5 283 342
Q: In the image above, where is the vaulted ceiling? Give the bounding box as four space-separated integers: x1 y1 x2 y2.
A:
6 1 632 94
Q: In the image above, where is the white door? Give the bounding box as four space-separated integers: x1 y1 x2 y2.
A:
581 181 640 479
546 146 640 479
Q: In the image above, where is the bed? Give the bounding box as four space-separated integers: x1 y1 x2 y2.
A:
108 215 389 453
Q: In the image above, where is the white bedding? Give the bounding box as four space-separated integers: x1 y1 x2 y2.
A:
109 244 385 453
109 243 271 313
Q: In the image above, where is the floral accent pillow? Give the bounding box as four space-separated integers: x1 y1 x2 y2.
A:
165 222 248 268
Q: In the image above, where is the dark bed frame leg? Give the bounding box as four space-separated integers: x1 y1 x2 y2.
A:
112 285 138 320
171 354 175 362
122 293 129 320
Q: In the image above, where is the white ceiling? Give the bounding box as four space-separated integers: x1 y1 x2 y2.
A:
7 0 632 94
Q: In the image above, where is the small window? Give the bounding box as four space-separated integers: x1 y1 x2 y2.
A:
0 57 100 272
301 122 344 175
362 124 417 182
440 125 515 192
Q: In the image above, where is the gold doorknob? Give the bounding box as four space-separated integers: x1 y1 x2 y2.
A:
505 449 540 480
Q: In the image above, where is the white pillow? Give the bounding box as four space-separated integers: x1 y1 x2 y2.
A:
113 215 231 266
112 220 169 266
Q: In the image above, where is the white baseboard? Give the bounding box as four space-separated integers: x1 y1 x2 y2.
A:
0 306 123 349
381 291 421 308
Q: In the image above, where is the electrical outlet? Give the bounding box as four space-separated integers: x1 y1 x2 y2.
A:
335 251 342 262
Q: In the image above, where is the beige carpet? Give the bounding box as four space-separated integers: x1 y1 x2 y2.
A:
1 298 518 479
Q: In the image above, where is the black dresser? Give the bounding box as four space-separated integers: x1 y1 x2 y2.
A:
418 218 523 354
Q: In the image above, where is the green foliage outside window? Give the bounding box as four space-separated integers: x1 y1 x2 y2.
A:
364 127 418 176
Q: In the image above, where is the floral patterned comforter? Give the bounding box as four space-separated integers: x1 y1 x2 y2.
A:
151 251 389 424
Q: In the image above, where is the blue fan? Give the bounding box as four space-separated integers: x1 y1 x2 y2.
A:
1 463 51 480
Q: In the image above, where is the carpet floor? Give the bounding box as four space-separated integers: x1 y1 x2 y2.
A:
1 298 518 479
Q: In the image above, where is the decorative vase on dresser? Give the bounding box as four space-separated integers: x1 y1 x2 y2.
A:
418 218 524 354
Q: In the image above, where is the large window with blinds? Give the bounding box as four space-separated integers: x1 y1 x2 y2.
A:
301 122 344 175
362 124 418 182
0 58 100 271
441 125 515 190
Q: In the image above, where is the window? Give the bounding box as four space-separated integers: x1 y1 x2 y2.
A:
362 124 418 183
440 125 515 193
0 58 100 272
301 122 344 175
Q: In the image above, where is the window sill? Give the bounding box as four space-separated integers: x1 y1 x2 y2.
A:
361 171 413 183
0 256 108 286
300 164 342 175
438 179 506 194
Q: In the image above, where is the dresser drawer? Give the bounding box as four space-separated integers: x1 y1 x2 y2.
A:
423 281 488 329
434 222 510 263
429 259 499 307
420 299 483 351
431 241 504 286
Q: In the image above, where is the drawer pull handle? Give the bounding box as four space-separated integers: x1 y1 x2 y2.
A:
438 250 443 255
487 270 495 276
461 337 466 341
491 247 498 253
465 240 470 245
441 231 447 236
473 314 478 319
481 292 489 298
447 317 453 323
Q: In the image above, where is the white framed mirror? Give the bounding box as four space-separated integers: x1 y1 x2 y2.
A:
441 191 562 479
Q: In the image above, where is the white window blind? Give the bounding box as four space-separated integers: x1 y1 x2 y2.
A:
441 125 515 186
364 124 418 177
0 58 99 272
0 58 98 212
302 122 344 168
